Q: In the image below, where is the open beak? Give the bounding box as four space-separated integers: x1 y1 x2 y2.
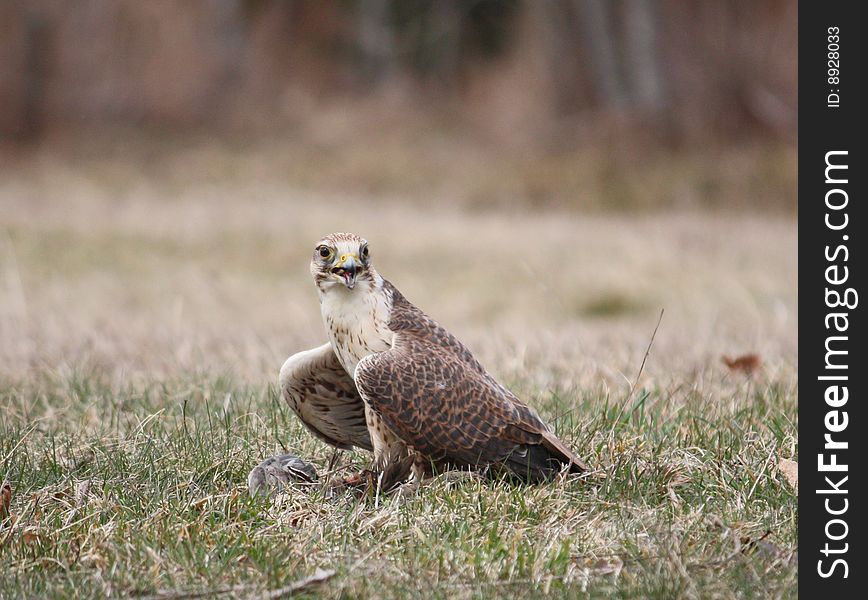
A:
332 255 358 289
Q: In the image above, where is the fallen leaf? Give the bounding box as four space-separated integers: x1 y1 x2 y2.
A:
778 458 798 494
190 495 213 510
722 353 762 376
22 526 44 545
1 482 11 525
74 480 92 507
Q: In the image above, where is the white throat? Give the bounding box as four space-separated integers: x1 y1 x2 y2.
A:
318 274 392 376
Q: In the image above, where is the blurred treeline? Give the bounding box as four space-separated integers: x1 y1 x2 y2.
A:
1 0 795 145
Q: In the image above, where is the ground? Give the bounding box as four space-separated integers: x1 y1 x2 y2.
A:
1 139 796 598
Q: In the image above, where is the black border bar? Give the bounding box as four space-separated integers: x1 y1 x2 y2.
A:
799 3 865 595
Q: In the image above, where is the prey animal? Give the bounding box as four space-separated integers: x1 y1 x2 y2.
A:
250 233 586 494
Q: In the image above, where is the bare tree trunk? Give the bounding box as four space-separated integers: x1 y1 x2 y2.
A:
574 0 628 110
18 10 50 141
209 0 246 119
623 0 667 112
427 0 462 85
527 0 585 115
356 0 394 86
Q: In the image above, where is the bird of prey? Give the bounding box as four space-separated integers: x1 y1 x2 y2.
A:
252 232 586 493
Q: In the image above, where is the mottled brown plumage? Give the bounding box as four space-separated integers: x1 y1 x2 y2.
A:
355 282 587 482
279 343 372 451
277 232 587 488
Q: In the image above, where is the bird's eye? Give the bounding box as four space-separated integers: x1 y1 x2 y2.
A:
317 246 333 260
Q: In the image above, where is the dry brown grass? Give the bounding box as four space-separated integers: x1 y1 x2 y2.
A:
0 139 796 598
1 142 795 387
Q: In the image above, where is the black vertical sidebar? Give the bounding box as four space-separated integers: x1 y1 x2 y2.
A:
799 2 865 596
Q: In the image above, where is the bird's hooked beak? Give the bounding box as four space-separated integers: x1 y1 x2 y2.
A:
332 253 359 289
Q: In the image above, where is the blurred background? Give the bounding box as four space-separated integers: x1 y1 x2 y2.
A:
0 0 796 390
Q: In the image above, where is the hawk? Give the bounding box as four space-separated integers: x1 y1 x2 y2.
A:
251 232 586 493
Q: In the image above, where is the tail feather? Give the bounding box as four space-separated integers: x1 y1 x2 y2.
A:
540 431 588 473
503 438 586 483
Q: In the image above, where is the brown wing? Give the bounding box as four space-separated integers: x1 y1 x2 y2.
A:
353 282 586 481
280 343 372 451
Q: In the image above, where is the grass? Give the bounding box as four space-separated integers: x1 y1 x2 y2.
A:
1 368 796 599
0 135 796 597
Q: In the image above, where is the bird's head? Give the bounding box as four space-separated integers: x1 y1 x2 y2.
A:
310 232 377 292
